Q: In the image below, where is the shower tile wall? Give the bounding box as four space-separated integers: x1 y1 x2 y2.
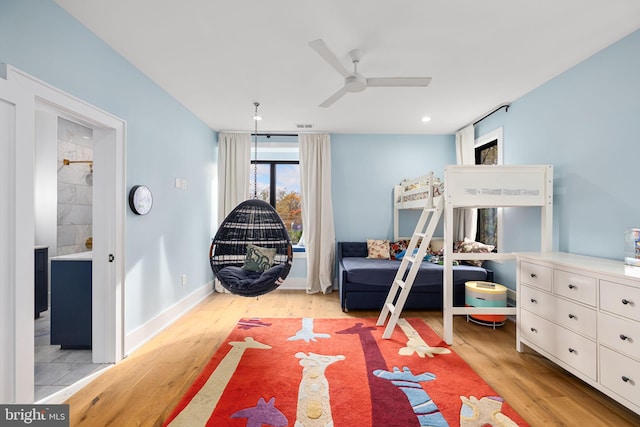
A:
57 118 93 256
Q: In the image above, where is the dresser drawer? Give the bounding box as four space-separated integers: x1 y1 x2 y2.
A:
600 346 640 406
521 285 555 319
600 280 640 322
598 312 640 358
553 297 596 339
519 309 555 351
554 321 597 380
520 310 597 380
554 269 596 306
521 285 596 338
520 261 552 291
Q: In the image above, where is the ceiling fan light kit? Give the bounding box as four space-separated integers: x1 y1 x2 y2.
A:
309 39 432 107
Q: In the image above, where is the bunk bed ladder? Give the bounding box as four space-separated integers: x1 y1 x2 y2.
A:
377 196 444 339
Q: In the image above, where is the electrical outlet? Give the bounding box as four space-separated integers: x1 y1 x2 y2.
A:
181 274 187 286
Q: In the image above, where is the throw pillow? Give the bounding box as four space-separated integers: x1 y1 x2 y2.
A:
367 239 390 259
242 244 276 272
456 237 495 267
389 240 409 259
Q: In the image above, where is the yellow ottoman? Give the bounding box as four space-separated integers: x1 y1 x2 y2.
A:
465 281 507 327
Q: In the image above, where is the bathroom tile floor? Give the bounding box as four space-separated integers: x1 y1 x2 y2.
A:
35 310 111 402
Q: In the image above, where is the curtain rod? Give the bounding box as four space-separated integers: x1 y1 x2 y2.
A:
254 133 298 138
460 103 510 131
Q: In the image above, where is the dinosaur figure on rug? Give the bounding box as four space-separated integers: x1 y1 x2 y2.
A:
231 397 288 427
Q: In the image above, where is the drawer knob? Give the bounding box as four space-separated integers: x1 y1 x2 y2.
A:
530 273 537 278
621 299 631 305
568 314 576 319
620 334 629 341
530 327 537 333
621 376 631 383
530 298 537 303
568 284 576 290
568 348 576 353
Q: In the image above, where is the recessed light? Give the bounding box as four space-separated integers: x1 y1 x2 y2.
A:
421 116 432 123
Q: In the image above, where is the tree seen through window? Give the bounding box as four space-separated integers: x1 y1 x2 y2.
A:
249 161 302 244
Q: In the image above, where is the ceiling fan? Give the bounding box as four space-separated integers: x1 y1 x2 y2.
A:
309 39 432 108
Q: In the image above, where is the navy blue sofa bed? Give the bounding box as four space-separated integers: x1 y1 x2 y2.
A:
337 242 492 312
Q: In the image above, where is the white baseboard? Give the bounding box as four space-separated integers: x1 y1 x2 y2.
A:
124 281 214 356
277 277 307 290
213 277 308 292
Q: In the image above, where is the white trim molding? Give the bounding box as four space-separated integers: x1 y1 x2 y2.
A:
1 64 127 405
125 281 214 356
0 71 35 403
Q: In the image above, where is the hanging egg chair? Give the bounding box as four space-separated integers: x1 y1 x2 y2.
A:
209 102 293 296
209 199 292 296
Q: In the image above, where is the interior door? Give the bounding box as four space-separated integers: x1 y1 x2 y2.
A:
0 76 35 403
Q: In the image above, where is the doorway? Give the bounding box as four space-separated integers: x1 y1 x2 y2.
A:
1 65 126 403
34 115 112 402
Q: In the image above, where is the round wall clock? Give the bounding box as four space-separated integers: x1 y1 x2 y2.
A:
129 185 153 215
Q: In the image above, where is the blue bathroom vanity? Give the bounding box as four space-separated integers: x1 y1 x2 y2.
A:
50 251 92 349
34 246 49 318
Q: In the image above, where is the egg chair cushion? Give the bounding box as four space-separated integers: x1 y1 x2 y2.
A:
216 264 286 296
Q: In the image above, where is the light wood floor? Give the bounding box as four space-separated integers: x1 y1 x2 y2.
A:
65 291 640 427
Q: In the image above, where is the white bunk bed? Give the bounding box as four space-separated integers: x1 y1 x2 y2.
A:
393 171 444 240
442 165 553 344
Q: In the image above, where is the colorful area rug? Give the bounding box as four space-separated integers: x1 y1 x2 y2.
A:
163 317 528 426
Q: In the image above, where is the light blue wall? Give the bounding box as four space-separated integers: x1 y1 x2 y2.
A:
331 134 455 241
0 0 217 333
477 28 640 287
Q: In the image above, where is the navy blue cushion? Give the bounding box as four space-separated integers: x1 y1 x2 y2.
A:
217 264 285 296
339 242 369 258
341 257 488 288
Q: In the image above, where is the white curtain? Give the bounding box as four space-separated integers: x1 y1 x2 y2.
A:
299 133 335 294
215 132 251 292
453 125 477 241
217 132 251 225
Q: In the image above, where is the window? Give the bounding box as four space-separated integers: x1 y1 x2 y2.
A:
249 160 303 244
474 128 503 249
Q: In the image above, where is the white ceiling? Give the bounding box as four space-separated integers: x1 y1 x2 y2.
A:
54 0 640 134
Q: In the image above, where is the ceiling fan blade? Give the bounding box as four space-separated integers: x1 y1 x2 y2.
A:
309 39 352 78
319 86 350 108
366 77 432 87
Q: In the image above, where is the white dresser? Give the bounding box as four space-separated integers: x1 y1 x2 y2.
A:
517 252 640 415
